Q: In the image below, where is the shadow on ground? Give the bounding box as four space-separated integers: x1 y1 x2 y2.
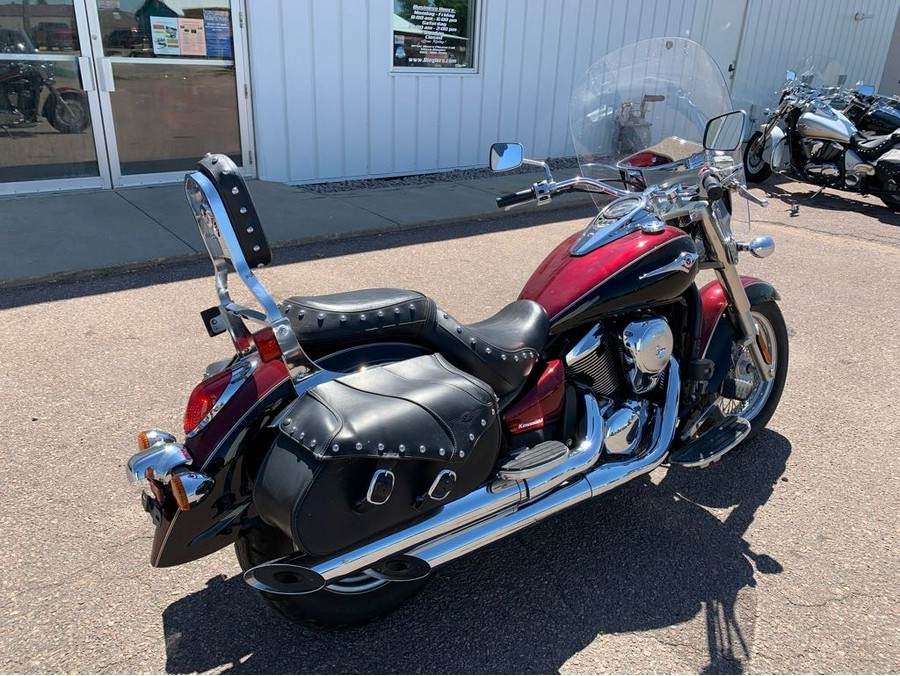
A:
758 176 900 225
0 203 595 311
162 430 791 675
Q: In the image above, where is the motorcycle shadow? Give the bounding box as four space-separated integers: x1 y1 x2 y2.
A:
162 430 792 675
759 176 900 225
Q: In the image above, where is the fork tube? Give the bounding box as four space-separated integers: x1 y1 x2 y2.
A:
699 207 776 383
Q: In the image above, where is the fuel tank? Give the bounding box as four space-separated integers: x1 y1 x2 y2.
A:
519 223 698 334
797 106 855 143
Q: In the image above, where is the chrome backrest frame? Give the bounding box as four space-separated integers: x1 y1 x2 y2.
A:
184 171 315 376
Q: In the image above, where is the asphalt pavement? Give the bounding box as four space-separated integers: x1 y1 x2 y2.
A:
0 179 898 673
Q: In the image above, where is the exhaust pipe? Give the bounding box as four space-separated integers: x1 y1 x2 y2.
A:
245 359 679 595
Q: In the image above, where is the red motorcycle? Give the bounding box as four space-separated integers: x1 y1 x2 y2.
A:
127 37 788 627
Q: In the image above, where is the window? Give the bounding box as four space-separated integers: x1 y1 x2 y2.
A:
392 0 477 72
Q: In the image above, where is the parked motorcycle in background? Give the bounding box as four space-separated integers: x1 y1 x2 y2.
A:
743 67 900 211
0 28 90 134
126 37 788 628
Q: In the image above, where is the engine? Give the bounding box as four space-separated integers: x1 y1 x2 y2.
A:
565 315 673 457
800 138 842 178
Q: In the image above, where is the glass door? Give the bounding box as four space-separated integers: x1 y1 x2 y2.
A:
85 0 252 187
0 0 107 194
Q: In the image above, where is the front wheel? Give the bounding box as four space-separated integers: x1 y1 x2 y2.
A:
717 300 789 440
235 521 430 628
45 91 90 134
743 132 772 183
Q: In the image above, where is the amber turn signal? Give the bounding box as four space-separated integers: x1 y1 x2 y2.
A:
170 471 215 511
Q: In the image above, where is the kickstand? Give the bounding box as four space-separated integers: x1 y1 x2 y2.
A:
809 185 827 200
1 125 12 139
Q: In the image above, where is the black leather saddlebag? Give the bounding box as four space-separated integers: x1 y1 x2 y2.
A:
253 354 501 557
875 148 900 184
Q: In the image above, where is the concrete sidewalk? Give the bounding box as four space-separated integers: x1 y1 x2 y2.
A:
0 168 589 287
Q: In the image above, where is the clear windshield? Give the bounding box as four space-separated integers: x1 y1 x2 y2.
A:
570 37 732 198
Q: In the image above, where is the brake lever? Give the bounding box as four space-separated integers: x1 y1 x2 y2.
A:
736 183 769 207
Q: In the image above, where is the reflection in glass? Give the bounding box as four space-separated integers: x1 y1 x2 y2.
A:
0 0 98 182
110 63 240 174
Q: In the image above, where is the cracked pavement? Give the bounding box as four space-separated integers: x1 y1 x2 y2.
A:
0 181 898 673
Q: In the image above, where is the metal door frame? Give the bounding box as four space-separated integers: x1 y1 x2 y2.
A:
1 0 254 196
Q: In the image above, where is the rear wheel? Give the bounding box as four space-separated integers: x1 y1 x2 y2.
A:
235 521 430 628
717 301 789 440
879 192 900 212
743 132 772 183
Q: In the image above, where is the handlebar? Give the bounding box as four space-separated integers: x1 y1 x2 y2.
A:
701 172 724 202
496 188 536 208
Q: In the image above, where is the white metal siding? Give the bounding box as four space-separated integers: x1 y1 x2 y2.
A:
247 0 899 184
732 0 900 121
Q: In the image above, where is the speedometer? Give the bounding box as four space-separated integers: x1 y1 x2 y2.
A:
600 196 643 220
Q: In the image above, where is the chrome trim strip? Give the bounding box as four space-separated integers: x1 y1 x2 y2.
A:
639 251 699 280
186 358 258 438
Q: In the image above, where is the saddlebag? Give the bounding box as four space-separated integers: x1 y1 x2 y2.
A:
875 148 900 184
253 354 501 557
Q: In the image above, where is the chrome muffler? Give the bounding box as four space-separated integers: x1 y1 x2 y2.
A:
244 359 680 595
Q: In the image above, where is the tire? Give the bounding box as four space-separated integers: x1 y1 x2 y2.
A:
235 521 430 628
45 91 90 134
879 193 900 212
743 131 772 183
716 300 789 440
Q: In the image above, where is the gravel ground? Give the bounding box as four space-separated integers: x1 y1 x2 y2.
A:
298 157 582 193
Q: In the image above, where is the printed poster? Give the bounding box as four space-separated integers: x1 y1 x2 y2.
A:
150 16 179 55
178 18 207 56
203 10 233 59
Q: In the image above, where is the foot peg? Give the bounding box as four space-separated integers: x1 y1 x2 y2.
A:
669 416 751 468
497 441 569 480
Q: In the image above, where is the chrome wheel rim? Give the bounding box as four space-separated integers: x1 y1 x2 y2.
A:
718 311 778 422
746 137 765 173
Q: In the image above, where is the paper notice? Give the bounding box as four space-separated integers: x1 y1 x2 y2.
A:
178 18 207 56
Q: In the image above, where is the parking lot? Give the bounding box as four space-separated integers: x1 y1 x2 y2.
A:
1 180 898 673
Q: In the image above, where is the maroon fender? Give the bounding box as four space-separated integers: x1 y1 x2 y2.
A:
698 276 781 356
150 359 293 567
519 226 698 333
502 359 566 434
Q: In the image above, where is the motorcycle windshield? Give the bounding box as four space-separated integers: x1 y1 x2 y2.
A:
569 38 732 203
793 55 849 89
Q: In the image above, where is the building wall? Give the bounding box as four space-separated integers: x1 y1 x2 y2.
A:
247 0 899 184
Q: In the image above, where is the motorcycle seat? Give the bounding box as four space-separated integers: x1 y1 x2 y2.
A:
851 130 900 161
280 288 549 398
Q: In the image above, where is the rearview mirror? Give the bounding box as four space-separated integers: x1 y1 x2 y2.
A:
703 110 748 152
857 84 875 96
489 143 524 172
785 70 796 82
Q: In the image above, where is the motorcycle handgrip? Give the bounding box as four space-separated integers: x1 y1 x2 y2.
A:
496 188 535 209
702 173 725 202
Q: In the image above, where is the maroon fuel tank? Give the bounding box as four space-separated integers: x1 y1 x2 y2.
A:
519 225 698 334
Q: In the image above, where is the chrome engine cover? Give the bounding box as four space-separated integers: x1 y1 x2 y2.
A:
603 401 646 455
622 318 673 393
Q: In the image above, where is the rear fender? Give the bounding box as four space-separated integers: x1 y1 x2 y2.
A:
699 277 780 394
150 343 430 567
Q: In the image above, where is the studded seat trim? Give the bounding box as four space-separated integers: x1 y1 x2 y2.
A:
852 130 900 161
280 288 549 398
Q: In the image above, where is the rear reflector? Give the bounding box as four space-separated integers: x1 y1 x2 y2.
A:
253 327 283 363
183 369 232 434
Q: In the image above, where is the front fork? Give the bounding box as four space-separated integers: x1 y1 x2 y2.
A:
699 207 776 383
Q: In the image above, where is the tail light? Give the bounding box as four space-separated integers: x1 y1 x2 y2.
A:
620 150 674 168
183 368 232 434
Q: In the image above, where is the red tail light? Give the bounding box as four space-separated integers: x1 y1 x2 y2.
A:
183 369 232 434
620 150 673 167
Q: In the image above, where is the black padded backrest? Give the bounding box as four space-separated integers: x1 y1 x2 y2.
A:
196 153 271 268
